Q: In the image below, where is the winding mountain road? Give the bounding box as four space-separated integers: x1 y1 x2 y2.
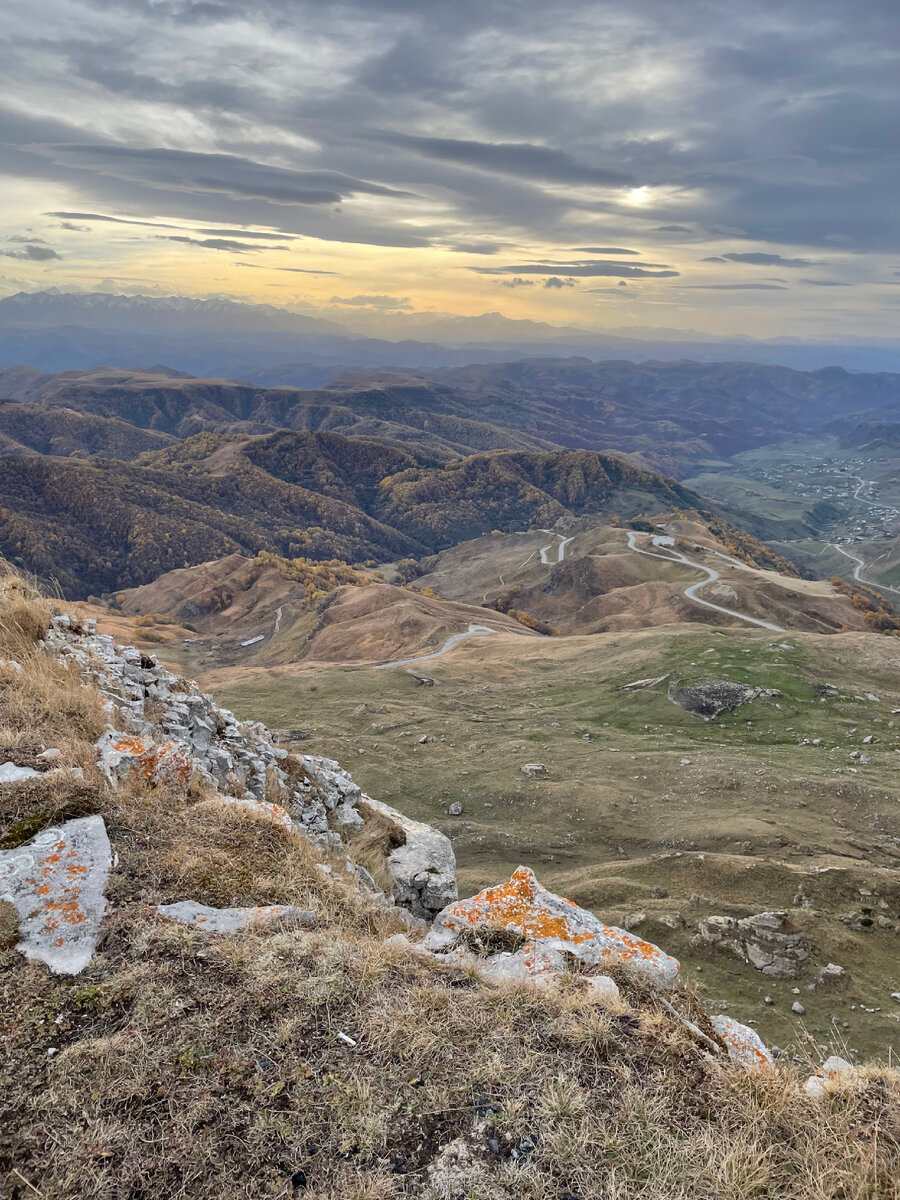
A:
381 528 574 668
375 623 499 670
828 542 900 599
539 532 574 565
625 531 784 632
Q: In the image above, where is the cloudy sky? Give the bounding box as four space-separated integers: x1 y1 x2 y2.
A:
2 0 899 337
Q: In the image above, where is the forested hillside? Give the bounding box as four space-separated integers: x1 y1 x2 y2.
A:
0 431 708 596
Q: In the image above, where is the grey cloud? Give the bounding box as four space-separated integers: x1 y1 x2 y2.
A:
8 235 48 244
5 0 900 308
701 256 728 263
572 247 639 255
444 241 509 254
46 211 181 229
475 260 679 278
802 278 853 286
543 276 575 289
370 131 631 185
59 221 92 231
678 283 788 290
198 228 297 241
157 235 286 252
722 252 814 268
234 263 340 274
37 144 417 206
0 244 61 261
500 277 536 288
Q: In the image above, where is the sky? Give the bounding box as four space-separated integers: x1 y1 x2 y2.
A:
2 0 900 339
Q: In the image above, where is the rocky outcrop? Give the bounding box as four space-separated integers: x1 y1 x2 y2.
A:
694 910 810 978
44 614 456 922
669 679 779 720
359 796 458 920
423 866 681 988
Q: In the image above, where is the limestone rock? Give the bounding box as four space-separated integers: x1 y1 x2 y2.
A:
711 1015 773 1069
812 962 845 989
0 761 40 783
157 900 317 933
804 1056 857 1098
359 796 457 920
425 866 680 987
521 762 548 777
694 910 809 977
0 816 111 974
96 727 192 789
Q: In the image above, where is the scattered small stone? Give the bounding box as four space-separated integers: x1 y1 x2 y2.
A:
521 762 548 777
792 1001 806 1015
448 802 463 816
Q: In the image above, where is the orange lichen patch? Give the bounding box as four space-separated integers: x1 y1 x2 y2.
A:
450 868 597 944
431 866 681 987
0 816 111 974
711 1015 773 1069
98 729 192 791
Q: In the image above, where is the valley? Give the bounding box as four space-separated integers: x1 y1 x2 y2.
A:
4 345 900 1071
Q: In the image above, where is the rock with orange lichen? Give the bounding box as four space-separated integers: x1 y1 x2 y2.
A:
95 727 192 790
424 866 680 987
0 815 111 975
711 1014 773 1069
804 1056 858 1097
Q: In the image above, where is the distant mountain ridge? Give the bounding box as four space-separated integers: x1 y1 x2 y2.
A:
6 290 900 375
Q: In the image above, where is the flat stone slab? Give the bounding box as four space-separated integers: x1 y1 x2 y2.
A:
711 1015 773 1069
0 815 111 975
0 761 40 783
426 866 680 987
157 900 316 933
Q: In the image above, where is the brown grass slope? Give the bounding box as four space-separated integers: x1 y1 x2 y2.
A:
1 573 899 1199
115 554 532 666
